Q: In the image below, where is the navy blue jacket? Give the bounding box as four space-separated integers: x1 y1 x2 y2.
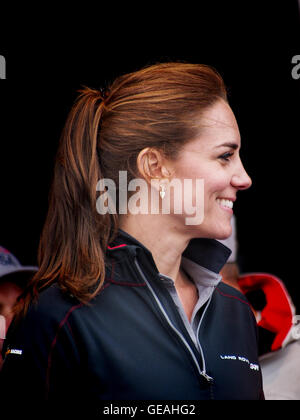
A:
0 230 264 405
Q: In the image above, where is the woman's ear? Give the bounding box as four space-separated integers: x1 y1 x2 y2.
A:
137 147 172 182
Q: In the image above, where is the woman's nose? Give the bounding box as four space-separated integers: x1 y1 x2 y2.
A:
231 160 252 191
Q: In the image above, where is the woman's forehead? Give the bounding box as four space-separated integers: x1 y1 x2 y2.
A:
190 101 241 149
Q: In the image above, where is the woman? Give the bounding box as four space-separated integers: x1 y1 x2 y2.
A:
0 63 263 404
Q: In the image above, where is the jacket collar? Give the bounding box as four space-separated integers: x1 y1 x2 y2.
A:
107 229 231 280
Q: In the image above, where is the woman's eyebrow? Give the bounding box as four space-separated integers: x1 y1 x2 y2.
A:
215 142 239 150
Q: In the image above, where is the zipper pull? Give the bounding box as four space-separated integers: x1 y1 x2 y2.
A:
201 371 214 383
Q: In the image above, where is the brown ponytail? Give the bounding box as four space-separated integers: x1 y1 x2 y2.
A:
16 62 227 318
16 87 118 317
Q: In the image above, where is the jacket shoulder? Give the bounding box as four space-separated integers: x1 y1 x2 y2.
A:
213 281 257 331
216 281 251 307
29 284 81 323
6 284 82 347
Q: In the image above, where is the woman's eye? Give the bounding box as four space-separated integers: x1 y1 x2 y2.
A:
219 152 234 162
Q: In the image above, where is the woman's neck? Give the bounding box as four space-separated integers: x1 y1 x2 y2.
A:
119 214 191 285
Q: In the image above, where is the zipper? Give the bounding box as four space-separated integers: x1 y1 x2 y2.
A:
196 293 214 382
134 257 213 383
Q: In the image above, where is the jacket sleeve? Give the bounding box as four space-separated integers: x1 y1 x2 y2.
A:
0 299 82 408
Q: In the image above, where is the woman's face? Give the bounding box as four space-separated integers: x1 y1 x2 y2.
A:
168 99 252 239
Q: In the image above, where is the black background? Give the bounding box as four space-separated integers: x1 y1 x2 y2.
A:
1 2 300 308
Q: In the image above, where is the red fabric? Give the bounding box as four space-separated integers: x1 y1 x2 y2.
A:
238 273 294 351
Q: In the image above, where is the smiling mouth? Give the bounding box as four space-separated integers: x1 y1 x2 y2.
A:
216 198 234 209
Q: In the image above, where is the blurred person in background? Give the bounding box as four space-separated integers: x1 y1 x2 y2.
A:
0 246 37 369
219 216 300 400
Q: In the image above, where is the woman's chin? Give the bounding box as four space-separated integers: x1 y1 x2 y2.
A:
213 225 233 240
